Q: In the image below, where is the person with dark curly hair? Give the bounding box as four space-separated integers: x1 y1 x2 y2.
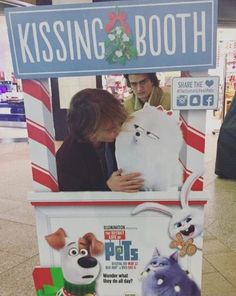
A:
123 73 171 113
56 88 144 192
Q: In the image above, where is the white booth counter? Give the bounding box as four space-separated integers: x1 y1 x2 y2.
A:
29 190 208 296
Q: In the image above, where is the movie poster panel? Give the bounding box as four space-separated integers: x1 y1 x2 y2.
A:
33 201 204 296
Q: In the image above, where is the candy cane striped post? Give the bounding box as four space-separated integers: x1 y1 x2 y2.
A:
179 110 206 190
179 71 208 191
22 79 58 192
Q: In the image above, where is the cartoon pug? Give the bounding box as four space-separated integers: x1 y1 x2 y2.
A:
115 103 183 191
45 228 104 296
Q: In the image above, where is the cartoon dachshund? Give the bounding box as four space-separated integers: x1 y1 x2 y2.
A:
45 228 104 296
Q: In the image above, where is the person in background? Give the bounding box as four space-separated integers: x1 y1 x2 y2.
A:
123 73 171 113
215 91 236 179
56 88 144 192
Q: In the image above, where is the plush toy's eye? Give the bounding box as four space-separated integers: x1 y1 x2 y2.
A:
79 249 88 256
146 131 160 140
134 124 144 133
68 247 79 256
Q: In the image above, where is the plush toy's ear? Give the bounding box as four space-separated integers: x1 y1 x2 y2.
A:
132 202 175 216
143 102 150 108
156 105 164 111
180 170 203 208
45 228 66 250
79 233 104 256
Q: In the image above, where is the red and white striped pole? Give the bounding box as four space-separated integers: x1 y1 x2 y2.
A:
179 71 208 191
179 110 206 190
22 79 58 192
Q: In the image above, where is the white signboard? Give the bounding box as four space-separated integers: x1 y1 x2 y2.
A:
172 76 219 110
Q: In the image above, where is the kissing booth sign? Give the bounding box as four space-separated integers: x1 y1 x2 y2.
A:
5 0 218 295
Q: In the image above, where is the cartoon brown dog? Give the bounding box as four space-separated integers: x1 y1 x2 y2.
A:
45 228 104 296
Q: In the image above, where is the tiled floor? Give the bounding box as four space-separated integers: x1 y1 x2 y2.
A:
202 134 236 295
0 132 235 295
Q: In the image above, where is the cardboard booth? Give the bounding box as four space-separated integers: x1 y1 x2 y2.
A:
5 0 218 295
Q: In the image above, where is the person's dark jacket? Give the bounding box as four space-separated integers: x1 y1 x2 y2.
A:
56 136 117 191
215 92 236 179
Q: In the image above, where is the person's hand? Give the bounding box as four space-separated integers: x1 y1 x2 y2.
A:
107 169 144 192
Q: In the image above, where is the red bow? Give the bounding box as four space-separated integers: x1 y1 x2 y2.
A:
105 11 130 34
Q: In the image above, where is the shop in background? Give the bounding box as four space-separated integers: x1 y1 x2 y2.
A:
209 27 236 119
102 71 180 103
0 15 25 128
0 73 25 128
102 74 129 103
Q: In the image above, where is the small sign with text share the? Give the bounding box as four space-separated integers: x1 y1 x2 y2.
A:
172 76 219 110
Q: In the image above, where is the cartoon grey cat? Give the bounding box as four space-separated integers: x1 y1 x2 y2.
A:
141 248 201 296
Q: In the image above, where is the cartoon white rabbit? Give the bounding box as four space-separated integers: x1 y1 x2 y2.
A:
132 170 204 243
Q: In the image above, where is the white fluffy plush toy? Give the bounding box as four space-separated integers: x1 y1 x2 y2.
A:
115 103 183 191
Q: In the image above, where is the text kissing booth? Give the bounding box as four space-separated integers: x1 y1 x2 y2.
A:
5 0 218 295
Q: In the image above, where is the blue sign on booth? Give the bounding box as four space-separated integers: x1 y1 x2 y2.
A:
5 0 217 78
